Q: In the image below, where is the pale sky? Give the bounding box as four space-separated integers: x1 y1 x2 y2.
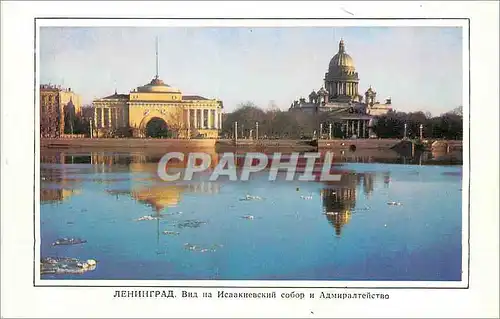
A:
40 26 463 115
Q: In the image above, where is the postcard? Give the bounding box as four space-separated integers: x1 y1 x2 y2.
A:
1 2 499 318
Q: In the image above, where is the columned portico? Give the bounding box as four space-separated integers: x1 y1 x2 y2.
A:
183 107 222 137
101 107 105 128
200 109 205 129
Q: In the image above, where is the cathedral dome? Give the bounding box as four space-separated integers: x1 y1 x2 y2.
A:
328 39 356 73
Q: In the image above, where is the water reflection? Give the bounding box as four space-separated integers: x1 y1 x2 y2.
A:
331 149 462 165
41 148 463 166
321 173 358 236
41 150 221 168
40 188 81 203
41 150 393 237
111 182 221 213
40 149 462 280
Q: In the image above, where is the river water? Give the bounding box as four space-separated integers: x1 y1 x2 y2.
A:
40 149 463 281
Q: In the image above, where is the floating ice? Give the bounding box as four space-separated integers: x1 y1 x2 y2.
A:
135 215 159 221
183 243 223 253
240 194 263 201
175 220 208 229
41 257 97 275
163 230 180 236
387 201 402 206
52 237 87 246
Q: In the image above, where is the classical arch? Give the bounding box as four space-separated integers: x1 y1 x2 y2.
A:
142 116 171 138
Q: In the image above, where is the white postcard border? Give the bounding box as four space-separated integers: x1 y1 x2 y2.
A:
1 1 498 318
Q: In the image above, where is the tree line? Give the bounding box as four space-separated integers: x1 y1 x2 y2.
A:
372 107 463 140
221 102 463 140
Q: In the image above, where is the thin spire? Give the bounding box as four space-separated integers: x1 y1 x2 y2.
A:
155 36 159 79
339 38 345 53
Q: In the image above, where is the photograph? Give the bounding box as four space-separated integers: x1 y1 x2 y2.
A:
37 22 466 284
2 1 499 317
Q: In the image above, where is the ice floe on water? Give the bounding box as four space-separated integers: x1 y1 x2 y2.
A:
183 243 223 253
41 257 97 275
351 206 371 213
135 212 183 222
164 219 208 229
52 237 87 246
161 211 183 216
239 194 263 201
162 230 180 236
387 201 403 206
135 215 159 221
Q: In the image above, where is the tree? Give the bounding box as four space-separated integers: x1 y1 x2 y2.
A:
40 98 61 138
373 110 463 140
221 102 266 138
169 106 188 138
221 103 464 141
448 106 463 117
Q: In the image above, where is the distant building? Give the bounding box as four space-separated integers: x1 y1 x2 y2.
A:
289 39 393 138
40 84 82 137
92 39 223 139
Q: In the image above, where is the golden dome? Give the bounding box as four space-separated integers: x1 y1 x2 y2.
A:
328 39 356 71
137 76 181 94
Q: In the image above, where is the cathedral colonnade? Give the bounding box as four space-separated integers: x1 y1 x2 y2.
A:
327 81 359 97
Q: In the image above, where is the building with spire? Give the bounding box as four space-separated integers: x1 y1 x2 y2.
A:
92 38 223 138
289 39 393 138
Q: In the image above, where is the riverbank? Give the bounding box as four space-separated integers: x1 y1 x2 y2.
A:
41 138 463 153
41 138 217 150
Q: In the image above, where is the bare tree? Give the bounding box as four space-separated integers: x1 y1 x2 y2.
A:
40 95 61 138
169 106 188 138
448 106 463 117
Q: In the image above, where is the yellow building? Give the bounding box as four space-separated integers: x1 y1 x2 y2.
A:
93 76 223 139
92 41 223 139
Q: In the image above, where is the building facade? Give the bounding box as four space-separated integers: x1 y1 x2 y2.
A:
40 84 82 138
92 41 223 139
289 39 393 138
92 77 223 139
